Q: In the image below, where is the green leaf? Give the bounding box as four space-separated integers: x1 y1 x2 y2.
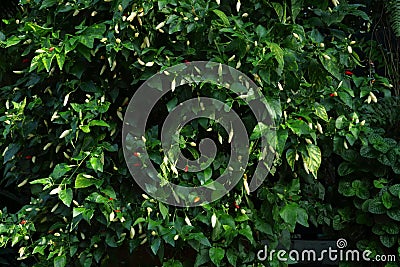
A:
342 86 355 97
56 53 65 70
151 237 161 255
78 23 106 48
159 202 168 219
286 149 296 171
255 25 268 39
266 42 284 72
337 162 355 176
378 153 392 166
382 191 393 209
335 115 347 129
89 154 104 173
372 224 385 235
389 184 400 198
166 97 178 112
51 164 72 179
235 214 249 222
168 19 183 34
239 225 255 244
392 164 400 175
368 199 386 214
360 146 376 158
212 10 230 26
25 22 52 35
75 174 103 189
194 234 211 247
3 143 20 164
314 103 329 122
255 218 273 235
33 245 46 255
287 119 312 136
303 144 321 177
54 255 66 267
373 179 388 189
42 54 55 72
80 125 90 133
382 222 399 235
209 247 225 266
271 2 285 22
226 248 237 266
105 233 118 247
340 149 358 162
82 209 94 224
194 249 210 267
73 207 85 217
296 208 309 227
338 181 355 196
387 209 400 221
3 35 21 48
276 128 288 155
309 28 324 43
380 235 396 248
133 217 146 226
355 183 370 200
250 122 272 140
86 192 109 204
59 188 73 207
40 0 58 9
291 0 304 22
319 53 341 80
30 178 52 185
280 203 298 227
338 91 353 108
164 259 183 267
88 120 110 128
352 76 365 88
73 207 94 224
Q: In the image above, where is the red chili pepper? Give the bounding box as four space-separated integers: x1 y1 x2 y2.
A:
133 163 141 167
330 93 335 97
133 152 140 157
49 47 55 52
109 197 114 201
233 201 240 209
20 220 27 225
184 60 190 65
345 70 353 76
184 165 189 172
25 155 32 160
115 209 121 213
22 58 30 64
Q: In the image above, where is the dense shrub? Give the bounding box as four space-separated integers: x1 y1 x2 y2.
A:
0 0 399 266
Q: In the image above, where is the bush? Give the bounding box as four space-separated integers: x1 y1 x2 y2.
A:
0 0 398 266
